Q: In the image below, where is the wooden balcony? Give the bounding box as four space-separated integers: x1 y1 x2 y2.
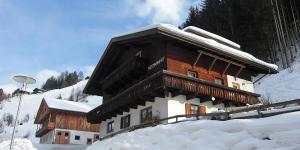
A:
101 56 148 94
35 122 55 137
87 70 260 123
163 71 259 105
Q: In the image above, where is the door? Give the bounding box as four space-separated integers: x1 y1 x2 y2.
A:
54 131 70 144
87 138 92 145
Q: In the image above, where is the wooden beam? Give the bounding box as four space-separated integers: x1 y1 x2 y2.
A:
208 58 217 72
197 50 245 68
235 66 244 78
186 94 197 100
171 90 183 97
193 51 202 66
222 62 231 75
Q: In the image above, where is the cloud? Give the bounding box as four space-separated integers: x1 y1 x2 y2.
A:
35 69 60 85
127 0 195 25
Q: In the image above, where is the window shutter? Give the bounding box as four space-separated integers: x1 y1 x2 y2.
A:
199 106 206 114
185 103 191 115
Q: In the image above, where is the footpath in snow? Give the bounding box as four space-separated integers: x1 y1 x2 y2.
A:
88 111 300 150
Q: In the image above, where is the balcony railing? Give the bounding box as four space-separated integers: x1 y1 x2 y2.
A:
101 56 148 94
87 70 260 123
35 122 55 137
162 71 259 105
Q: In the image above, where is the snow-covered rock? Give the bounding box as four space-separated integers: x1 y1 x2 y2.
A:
87 112 300 150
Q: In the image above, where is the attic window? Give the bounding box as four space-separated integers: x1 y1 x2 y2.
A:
187 70 198 78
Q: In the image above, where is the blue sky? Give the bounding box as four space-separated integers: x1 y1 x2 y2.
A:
0 0 198 92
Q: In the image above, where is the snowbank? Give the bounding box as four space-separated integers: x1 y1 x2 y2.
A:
255 54 300 102
0 80 101 143
0 139 36 150
87 112 300 150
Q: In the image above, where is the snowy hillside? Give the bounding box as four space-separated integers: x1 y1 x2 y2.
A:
88 112 300 150
255 53 300 102
0 80 101 144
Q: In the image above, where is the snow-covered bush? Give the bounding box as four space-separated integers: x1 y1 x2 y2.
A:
2 113 14 126
21 114 30 123
23 131 31 139
0 120 4 133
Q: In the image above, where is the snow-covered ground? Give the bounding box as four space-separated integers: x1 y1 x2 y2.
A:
0 80 101 145
0 139 36 150
255 52 300 102
88 111 300 150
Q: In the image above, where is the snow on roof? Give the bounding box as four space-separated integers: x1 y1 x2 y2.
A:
114 23 278 71
43 97 94 113
183 26 241 49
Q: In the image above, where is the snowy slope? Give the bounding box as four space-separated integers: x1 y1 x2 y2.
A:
255 53 300 102
88 112 300 150
0 80 101 144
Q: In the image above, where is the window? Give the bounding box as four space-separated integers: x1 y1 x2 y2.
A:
57 132 61 136
190 105 199 115
186 103 206 116
65 132 69 137
120 115 130 129
214 78 224 85
141 107 152 123
187 70 198 78
107 121 114 133
75 135 80 140
87 138 92 145
232 82 240 89
95 135 100 140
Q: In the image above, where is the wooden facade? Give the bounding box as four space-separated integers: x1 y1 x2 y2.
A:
34 99 99 139
84 25 277 123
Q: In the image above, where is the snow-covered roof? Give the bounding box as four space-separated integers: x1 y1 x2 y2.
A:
43 97 94 113
114 23 278 71
183 26 241 49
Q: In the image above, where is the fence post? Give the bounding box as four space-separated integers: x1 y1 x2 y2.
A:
224 112 229 120
257 107 263 118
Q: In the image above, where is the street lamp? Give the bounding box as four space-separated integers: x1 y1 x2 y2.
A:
9 75 36 150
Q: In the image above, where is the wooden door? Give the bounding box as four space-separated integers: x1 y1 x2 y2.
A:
54 131 70 144
185 103 192 117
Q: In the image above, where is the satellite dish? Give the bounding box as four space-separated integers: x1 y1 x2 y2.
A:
13 75 36 84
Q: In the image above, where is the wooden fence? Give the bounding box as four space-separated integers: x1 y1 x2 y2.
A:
99 99 300 141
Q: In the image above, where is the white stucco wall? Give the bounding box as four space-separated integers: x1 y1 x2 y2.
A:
100 97 168 137
167 95 224 122
99 95 226 137
54 129 99 145
227 75 254 93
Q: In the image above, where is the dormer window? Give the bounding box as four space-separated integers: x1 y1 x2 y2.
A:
214 78 224 85
187 70 198 78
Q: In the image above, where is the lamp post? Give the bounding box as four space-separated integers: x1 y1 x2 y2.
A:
9 75 36 150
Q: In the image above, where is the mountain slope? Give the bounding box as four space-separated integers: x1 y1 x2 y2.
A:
255 53 300 102
0 80 101 144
